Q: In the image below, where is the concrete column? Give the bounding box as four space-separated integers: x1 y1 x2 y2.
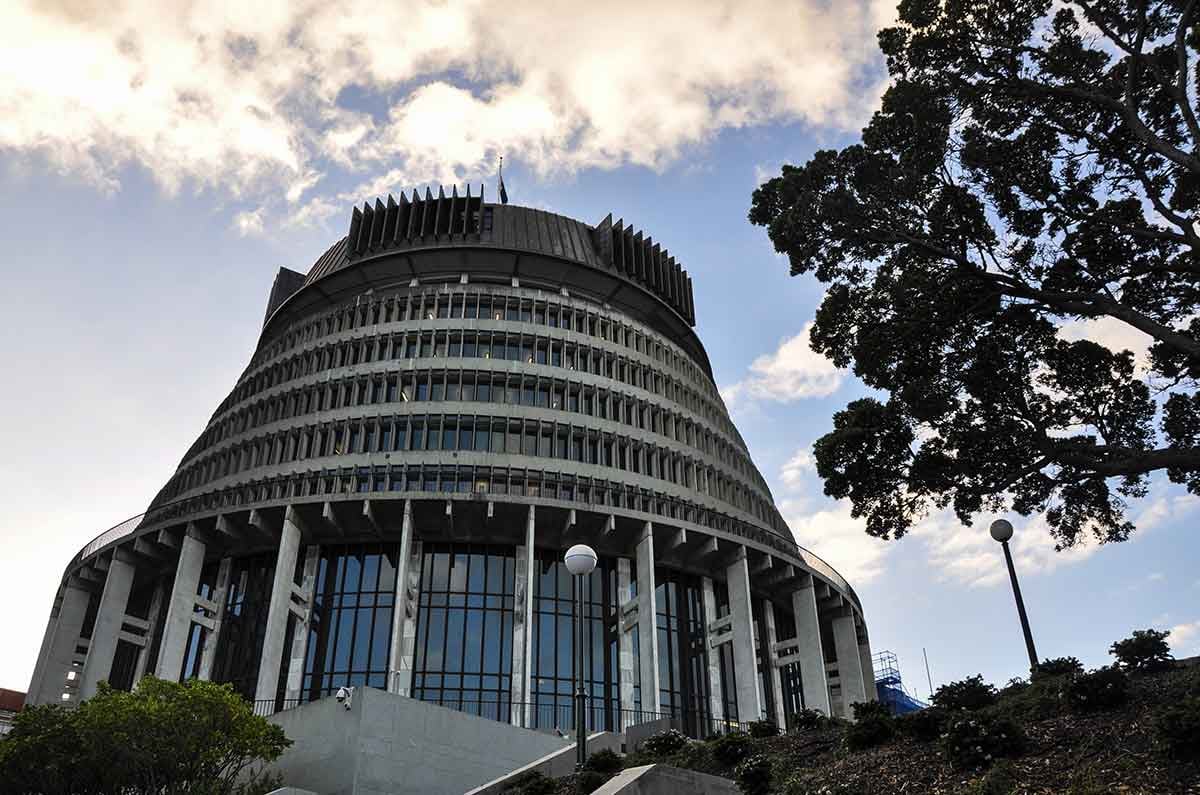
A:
616 555 638 720
858 634 877 703
791 582 831 716
156 531 206 681
29 585 91 705
700 577 726 724
761 598 787 728
389 501 420 696
26 603 60 705
726 547 762 723
79 554 136 700
832 613 867 715
510 506 536 726
132 581 165 685
196 557 233 681
284 546 321 701
635 522 661 715
255 508 303 703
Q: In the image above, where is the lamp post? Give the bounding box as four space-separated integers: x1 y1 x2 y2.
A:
564 543 598 770
989 519 1040 673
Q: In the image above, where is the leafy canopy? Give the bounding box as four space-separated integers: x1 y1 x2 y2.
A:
0 677 290 795
750 0 1200 547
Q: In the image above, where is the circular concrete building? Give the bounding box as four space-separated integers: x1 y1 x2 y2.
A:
26 187 874 737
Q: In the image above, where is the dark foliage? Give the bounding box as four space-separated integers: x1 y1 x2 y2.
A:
1035 656 1084 678
1064 666 1129 712
845 713 895 751
574 770 608 794
931 674 998 712
581 748 623 776
1155 695 1200 760
502 771 558 795
749 0 1200 549
641 728 689 757
0 678 289 795
895 706 946 742
708 731 754 766
851 700 893 722
733 753 773 795
747 719 779 738
1111 628 1175 672
787 708 829 732
941 714 1026 769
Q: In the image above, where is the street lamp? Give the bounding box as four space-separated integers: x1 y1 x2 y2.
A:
564 543 598 769
990 519 1040 673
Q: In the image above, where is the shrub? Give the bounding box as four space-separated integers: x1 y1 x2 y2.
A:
575 770 608 794
972 760 1018 795
734 753 773 795
709 731 754 766
851 700 892 721
845 713 894 751
941 714 1025 769
1035 656 1084 678
1110 629 1174 673
932 675 998 712
582 748 623 775
999 677 1029 696
990 675 1064 723
1155 696 1200 760
788 708 828 732
641 728 689 757
895 707 945 742
502 770 558 795
747 718 779 738
1064 666 1128 712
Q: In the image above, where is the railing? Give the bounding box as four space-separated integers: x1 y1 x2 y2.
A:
69 513 146 569
250 692 751 739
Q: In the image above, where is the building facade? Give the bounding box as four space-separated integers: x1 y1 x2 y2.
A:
25 188 874 734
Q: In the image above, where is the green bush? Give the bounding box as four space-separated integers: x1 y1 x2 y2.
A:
787 708 828 732
1064 666 1128 712
575 770 608 794
641 728 689 757
709 731 754 766
582 748 623 775
932 674 998 712
747 718 779 738
845 713 895 751
850 700 892 721
0 678 289 795
941 714 1025 769
895 707 945 742
999 677 1029 696
1035 656 1084 678
734 753 773 795
990 675 1065 723
1110 629 1174 673
502 770 558 795
971 760 1018 795
1155 695 1200 760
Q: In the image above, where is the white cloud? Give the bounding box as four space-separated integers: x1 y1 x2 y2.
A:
779 447 816 490
0 1 895 221
722 322 846 408
780 498 894 585
231 208 265 237
1167 620 1200 656
1147 572 1166 583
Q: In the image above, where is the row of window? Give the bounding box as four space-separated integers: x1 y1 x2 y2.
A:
144 463 804 564
170 367 774 523
203 319 739 470
165 413 774 526
249 286 717 406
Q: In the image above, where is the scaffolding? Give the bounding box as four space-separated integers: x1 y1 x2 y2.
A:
873 650 929 715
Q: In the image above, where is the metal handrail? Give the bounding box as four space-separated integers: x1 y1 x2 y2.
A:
68 513 146 569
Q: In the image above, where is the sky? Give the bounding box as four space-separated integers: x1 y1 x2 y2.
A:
1 0 1198 701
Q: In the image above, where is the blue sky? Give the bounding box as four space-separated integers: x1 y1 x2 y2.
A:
0 0 1197 699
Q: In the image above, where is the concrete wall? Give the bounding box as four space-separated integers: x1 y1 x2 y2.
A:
593 765 739 795
258 688 573 795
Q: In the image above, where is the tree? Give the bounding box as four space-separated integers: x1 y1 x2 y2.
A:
0 677 290 795
749 0 1200 547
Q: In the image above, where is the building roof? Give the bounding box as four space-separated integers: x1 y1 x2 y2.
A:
0 689 25 713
